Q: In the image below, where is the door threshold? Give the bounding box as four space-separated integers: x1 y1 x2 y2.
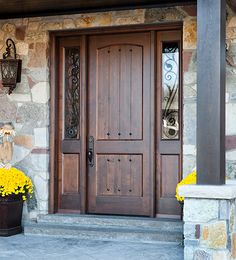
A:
49 213 182 222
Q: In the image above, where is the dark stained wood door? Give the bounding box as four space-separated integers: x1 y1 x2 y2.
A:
87 33 154 216
53 29 182 218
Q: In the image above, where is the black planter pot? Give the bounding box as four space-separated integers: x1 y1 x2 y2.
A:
0 195 23 236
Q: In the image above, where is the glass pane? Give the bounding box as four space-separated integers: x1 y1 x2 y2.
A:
162 42 179 140
64 47 80 139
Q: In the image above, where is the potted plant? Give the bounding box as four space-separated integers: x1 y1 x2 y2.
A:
175 170 196 203
0 167 33 236
0 123 33 236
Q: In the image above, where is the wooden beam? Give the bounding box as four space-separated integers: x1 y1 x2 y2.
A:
197 0 226 184
0 0 196 19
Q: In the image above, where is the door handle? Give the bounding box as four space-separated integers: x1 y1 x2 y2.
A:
88 151 93 163
88 136 94 167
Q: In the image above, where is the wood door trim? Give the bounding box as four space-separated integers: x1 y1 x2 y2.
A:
150 31 156 217
49 23 182 214
49 34 59 213
80 35 87 214
50 22 183 38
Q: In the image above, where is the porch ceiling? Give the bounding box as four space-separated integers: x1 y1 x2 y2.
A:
0 0 197 19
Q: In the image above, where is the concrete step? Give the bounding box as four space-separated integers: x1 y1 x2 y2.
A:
36 214 183 232
24 222 183 244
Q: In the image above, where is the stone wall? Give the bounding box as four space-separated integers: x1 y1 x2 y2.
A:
226 12 236 180
185 200 234 259
180 183 236 260
0 5 234 217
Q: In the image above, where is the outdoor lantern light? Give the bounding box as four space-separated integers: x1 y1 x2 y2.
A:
0 38 22 95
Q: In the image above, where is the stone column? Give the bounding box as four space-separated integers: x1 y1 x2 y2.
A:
179 182 236 260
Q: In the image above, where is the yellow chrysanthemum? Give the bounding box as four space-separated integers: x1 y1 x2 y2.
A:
0 167 33 201
176 171 196 202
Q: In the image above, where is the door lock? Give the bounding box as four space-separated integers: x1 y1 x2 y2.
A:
88 136 94 167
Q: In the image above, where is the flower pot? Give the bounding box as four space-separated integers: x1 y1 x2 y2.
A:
0 195 23 236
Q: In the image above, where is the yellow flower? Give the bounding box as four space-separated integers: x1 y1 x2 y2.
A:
175 171 196 202
0 167 33 201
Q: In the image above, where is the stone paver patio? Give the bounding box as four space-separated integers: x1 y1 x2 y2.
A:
0 234 183 260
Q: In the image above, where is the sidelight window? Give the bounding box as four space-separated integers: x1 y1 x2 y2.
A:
161 42 180 140
64 48 80 139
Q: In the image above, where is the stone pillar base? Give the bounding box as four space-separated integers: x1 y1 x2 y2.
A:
179 181 236 260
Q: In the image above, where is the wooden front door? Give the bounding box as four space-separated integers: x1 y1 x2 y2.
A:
52 28 182 218
87 33 153 216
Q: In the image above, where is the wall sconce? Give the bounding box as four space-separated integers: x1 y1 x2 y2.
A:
0 39 22 95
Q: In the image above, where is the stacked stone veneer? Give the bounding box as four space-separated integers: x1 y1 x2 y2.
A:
0 5 235 218
180 184 236 260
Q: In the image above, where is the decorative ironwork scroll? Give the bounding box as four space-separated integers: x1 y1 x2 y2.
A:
64 48 80 139
162 42 179 139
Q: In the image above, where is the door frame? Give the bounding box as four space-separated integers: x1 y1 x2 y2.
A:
49 22 183 215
